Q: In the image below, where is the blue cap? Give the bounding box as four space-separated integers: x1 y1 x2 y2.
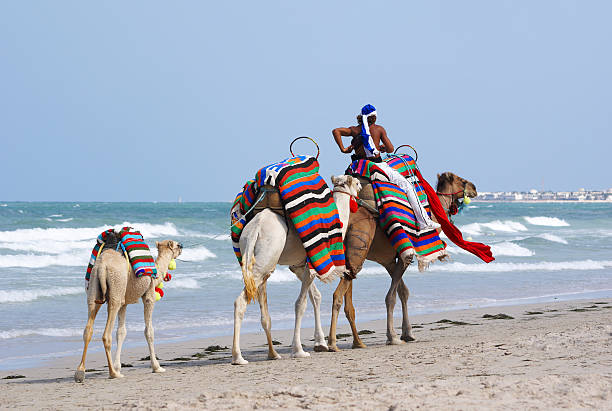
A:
361 104 376 116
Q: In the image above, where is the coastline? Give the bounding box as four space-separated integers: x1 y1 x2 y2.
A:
2 298 610 409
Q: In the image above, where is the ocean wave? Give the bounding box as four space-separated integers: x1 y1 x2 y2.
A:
0 221 180 244
460 220 528 235
0 222 182 258
490 242 534 257
523 216 570 227
537 233 568 244
0 286 82 303
178 246 216 261
356 260 612 275
181 230 230 241
0 252 86 268
426 259 612 273
165 278 200 289
0 327 82 340
48 214 63 218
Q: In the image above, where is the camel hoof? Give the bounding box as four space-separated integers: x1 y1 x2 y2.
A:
352 341 367 349
387 338 405 346
232 357 249 365
328 345 341 352
292 350 310 359
153 367 166 373
268 352 281 360
401 335 416 342
74 370 85 383
109 372 125 379
313 345 329 352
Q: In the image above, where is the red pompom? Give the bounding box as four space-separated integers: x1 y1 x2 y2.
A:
164 273 172 282
155 287 164 298
349 197 359 213
449 203 459 215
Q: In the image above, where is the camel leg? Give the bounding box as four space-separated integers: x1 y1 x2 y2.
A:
385 264 405 345
344 281 366 349
232 289 249 365
143 297 164 373
113 305 127 372
328 277 351 352
308 281 328 352
257 282 281 360
103 300 124 378
74 302 102 383
397 279 415 342
291 268 314 358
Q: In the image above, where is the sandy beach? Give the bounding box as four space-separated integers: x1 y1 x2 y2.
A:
1 298 610 410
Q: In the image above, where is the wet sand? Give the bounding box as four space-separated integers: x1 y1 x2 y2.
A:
1 298 611 410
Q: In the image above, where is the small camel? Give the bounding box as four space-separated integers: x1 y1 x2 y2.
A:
74 239 182 382
232 175 361 365
328 172 478 351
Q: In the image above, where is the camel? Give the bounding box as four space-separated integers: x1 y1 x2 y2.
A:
74 239 183 382
327 172 477 351
231 175 361 365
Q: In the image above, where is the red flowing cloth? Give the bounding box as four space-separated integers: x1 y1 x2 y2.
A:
414 168 495 263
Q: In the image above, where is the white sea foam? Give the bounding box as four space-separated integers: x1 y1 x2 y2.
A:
268 267 299 282
178 246 216 261
524 216 570 227
0 204 7 207
490 242 534 257
0 287 82 303
460 220 528 235
56 218 73 222
48 214 63 218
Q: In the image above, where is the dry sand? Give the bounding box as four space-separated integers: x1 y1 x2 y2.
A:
1 298 611 410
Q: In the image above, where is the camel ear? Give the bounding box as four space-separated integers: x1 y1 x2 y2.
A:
331 175 339 186
156 241 159 248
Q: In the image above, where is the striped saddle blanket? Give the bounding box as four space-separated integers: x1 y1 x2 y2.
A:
348 155 447 270
85 227 157 281
231 155 345 281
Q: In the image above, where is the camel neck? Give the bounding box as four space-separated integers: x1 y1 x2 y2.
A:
333 191 351 240
155 251 172 282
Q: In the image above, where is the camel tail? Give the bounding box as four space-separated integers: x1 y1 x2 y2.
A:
241 228 258 304
90 263 108 304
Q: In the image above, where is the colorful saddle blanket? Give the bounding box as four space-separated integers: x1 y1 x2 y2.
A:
85 227 157 281
348 155 448 270
231 155 345 281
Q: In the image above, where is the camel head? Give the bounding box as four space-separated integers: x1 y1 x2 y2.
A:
155 240 183 260
331 174 362 197
436 172 478 214
331 175 362 239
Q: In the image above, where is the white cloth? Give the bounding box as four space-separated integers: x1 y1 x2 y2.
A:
378 162 435 227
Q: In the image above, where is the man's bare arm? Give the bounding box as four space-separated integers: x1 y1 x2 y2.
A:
332 127 354 153
378 127 394 153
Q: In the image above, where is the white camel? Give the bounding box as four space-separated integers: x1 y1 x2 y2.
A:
75 239 183 382
232 175 361 365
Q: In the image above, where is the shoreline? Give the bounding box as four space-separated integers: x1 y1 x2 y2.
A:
2 289 611 373
2 298 611 409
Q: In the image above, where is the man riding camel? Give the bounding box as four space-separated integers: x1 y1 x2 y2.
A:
332 104 440 231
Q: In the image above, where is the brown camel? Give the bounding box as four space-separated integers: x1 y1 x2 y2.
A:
328 172 477 351
75 239 182 382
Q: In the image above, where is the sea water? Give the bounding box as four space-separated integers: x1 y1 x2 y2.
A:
0 201 611 370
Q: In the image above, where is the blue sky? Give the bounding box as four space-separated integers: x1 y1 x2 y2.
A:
1 1 610 201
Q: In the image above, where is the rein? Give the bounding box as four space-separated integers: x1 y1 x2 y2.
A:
436 188 466 221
